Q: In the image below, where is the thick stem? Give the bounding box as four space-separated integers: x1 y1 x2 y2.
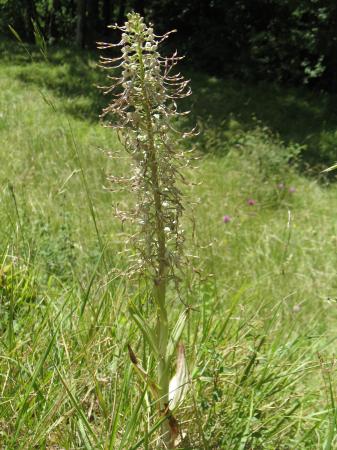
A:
137 43 172 448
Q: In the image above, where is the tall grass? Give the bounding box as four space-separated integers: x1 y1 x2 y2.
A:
1 41 337 448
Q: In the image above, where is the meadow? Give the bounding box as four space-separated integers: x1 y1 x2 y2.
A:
1 39 337 449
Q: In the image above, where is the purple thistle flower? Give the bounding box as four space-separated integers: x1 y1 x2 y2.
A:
289 186 296 193
223 215 231 223
247 198 256 206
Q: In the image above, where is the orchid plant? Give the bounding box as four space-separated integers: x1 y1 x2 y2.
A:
98 12 194 448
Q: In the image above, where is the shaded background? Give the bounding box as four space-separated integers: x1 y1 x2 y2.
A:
1 0 337 90
1 0 337 172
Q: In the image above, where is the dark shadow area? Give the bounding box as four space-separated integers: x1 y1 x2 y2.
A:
2 38 337 171
186 72 337 171
0 38 107 121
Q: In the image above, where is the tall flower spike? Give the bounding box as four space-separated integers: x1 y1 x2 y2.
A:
98 12 194 448
98 12 193 283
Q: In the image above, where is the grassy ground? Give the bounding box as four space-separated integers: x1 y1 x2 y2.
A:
1 40 337 449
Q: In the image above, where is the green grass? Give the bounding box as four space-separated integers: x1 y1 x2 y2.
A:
1 40 337 448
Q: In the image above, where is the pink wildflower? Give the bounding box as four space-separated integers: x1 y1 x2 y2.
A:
247 198 256 206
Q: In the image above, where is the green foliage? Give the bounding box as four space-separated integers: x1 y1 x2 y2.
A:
187 73 337 172
2 42 337 448
197 119 302 176
0 257 38 345
30 212 76 280
2 1 337 90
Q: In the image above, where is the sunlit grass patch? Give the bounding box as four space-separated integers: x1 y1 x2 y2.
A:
1 40 337 448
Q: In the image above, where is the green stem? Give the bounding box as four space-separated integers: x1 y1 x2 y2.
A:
137 42 172 447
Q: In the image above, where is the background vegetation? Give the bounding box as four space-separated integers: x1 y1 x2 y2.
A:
2 0 337 89
1 2 337 449
2 0 337 169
